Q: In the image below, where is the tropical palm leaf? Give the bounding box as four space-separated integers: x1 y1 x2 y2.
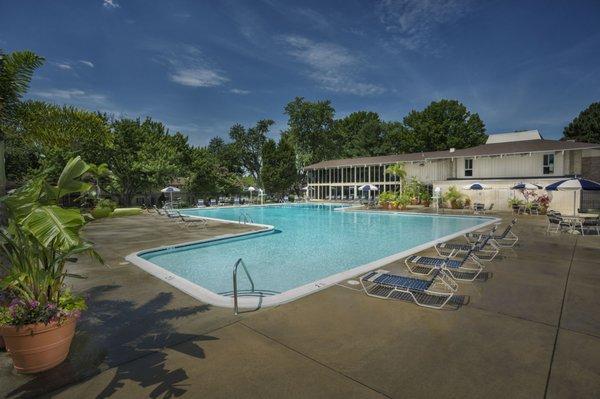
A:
55 156 92 199
21 205 85 251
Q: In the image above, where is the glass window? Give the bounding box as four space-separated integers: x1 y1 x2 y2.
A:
464 158 473 177
543 154 554 174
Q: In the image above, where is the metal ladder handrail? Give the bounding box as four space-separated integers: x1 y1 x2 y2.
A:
238 211 253 224
233 258 254 315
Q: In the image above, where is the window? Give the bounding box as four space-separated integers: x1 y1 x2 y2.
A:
464 158 473 177
543 154 554 174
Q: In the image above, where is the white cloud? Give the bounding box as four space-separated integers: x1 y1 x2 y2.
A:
102 0 119 9
55 63 72 70
230 88 250 95
148 43 230 89
170 68 229 87
283 35 385 96
376 0 472 52
33 88 108 106
79 60 94 68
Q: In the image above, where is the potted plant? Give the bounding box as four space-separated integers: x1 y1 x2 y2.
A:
420 191 432 207
508 197 524 213
396 193 411 210
443 186 465 209
0 156 101 373
535 194 551 214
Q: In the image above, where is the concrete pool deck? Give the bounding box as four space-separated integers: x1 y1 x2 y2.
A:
1 211 599 398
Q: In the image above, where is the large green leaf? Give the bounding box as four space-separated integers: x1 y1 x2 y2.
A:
21 205 85 251
55 156 92 200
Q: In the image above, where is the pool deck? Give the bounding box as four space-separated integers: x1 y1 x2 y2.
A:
1 210 599 398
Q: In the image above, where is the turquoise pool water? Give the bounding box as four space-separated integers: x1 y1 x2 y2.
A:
139 204 492 297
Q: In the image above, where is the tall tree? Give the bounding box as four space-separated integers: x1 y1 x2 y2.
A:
229 119 273 186
563 102 600 143
109 118 183 205
261 137 298 198
0 49 44 195
335 111 385 158
7 101 112 180
284 97 338 166
402 99 487 151
207 136 243 174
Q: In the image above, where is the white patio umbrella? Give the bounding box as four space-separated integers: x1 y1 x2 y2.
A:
160 186 180 205
545 177 600 216
247 186 256 203
359 184 379 202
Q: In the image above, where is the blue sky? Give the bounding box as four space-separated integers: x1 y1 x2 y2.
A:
1 0 599 145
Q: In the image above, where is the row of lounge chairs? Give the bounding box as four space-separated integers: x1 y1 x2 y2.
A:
360 219 519 309
153 205 209 229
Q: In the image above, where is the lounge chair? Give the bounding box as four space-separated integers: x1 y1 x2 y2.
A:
465 218 518 247
473 203 485 214
153 205 167 216
175 211 208 229
405 248 483 281
360 265 458 309
582 218 600 235
435 226 500 261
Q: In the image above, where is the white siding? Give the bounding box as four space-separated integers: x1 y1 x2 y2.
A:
455 152 565 179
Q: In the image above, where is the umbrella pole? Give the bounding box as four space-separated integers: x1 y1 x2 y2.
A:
573 190 576 216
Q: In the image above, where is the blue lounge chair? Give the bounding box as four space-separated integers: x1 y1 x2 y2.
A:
465 218 518 247
360 265 457 309
405 247 483 281
435 226 500 261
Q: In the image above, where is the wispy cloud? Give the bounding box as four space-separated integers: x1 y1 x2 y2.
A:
376 0 473 53
230 88 250 95
32 88 109 107
79 60 94 68
55 62 72 70
170 68 229 87
283 35 385 96
149 43 230 89
102 0 119 9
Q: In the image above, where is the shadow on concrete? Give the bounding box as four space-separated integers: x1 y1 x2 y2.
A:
6 285 216 398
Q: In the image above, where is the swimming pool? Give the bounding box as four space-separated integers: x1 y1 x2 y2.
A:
127 204 496 308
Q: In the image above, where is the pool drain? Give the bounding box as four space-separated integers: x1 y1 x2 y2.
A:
347 280 360 286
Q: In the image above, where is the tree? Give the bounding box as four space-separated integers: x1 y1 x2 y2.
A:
0 49 44 195
402 99 487 151
334 111 386 158
7 101 112 181
207 136 243 174
563 102 600 143
284 97 338 166
109 118 183 205
229 119 273 186
261 137 298 198
385 162 407 192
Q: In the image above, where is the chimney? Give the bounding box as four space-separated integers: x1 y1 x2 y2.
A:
449 148 456 153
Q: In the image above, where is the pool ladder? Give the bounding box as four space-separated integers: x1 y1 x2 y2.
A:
233 258 254 315
238 211 253 224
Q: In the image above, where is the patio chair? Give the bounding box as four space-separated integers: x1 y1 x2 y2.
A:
473 203 485 214
546 214 571 234
465 218 518 247
196 199 206 208
528 203 540 215
405 247 483 281
435 226 500 261
582 218 600 235
360 264 458 309
175 211 208 229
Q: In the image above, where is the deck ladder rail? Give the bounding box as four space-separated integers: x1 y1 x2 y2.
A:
233 258 255 315
238 211 253 224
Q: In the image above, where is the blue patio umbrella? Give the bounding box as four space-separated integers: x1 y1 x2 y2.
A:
161 186 180 205
463 182 488 190
545 177 600 215
511 182 542 190
358 184 378 201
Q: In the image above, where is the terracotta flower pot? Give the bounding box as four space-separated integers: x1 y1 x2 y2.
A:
0 316 77 373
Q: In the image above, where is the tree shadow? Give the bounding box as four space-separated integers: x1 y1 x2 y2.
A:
6 285 217 398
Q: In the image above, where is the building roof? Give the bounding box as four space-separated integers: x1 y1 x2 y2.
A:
486 130 542 144
303 139 600 170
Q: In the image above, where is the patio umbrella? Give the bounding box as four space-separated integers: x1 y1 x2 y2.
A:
462 182 488 190
359 184 379 202
247 186 256 203
511 182 542 190
160 186 180 205
463 182 488 202
545 177 600 216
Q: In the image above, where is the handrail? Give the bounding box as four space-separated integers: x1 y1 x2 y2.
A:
238 211 253 224
233 258 254 315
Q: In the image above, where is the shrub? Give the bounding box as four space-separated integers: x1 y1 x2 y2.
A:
443 186 465 209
